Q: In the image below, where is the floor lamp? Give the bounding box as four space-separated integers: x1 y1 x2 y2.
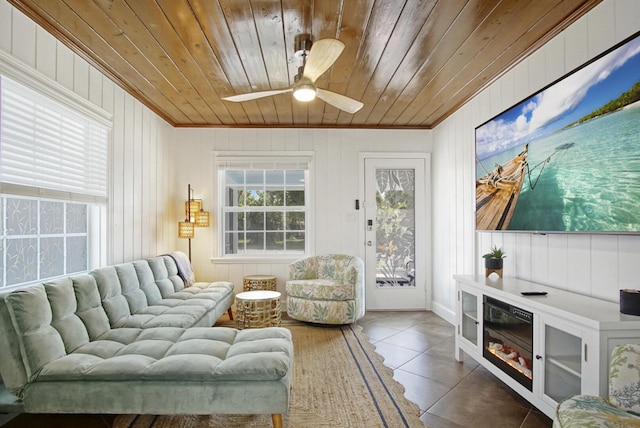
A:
178 184 210 261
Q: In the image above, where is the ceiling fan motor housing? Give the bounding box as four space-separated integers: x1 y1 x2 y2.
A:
294 33 312 61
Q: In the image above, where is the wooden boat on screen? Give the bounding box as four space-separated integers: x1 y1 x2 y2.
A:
476 144 528 230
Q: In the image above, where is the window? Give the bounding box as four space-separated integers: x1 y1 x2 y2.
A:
0 197 92 287
218 156 310 257
0 74 110 288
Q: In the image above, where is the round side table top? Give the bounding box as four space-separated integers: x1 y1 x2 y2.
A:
243 274 276 280
236 290 281 301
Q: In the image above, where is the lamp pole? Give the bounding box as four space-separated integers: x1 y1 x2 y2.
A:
187 183 192 262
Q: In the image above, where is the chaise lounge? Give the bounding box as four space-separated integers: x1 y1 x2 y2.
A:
0 254 293 427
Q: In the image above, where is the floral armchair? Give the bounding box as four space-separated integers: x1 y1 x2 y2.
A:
553 344 640 427
286 254 365 324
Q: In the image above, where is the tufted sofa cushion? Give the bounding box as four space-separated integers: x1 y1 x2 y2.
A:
0 254 237 398
36 327 292 383
90 256 234 329
5 285 67 381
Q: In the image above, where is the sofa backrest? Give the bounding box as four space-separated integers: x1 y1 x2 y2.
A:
147 256 185 297
0 255 188 396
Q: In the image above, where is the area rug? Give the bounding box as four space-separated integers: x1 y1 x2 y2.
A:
113 319 424 427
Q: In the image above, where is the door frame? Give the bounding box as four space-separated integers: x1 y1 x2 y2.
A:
358 152 432 311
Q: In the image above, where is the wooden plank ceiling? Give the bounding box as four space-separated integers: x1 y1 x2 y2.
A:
9 0 602 128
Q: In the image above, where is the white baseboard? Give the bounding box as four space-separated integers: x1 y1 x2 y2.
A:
431 301 455 325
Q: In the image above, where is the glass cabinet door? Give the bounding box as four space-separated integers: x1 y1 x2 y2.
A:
461 291 479 346
541 320 582 406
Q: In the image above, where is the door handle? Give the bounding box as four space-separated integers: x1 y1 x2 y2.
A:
367 241 372 246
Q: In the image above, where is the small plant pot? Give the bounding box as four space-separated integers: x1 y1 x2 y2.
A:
485 258 503 270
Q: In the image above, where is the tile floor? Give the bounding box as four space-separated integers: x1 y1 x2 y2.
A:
359 311 552 428
1 310 552 428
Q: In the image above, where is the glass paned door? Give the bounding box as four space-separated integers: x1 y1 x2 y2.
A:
375 169 416 287
364 157 427 310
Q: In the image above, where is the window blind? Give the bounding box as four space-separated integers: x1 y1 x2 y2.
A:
0 76 109 203
217 156 311 171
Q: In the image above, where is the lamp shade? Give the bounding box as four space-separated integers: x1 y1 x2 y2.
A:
185 199 202 220
178 220 195 238
195 209 210 227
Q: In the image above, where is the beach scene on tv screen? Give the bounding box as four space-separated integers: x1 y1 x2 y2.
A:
475 33 640 233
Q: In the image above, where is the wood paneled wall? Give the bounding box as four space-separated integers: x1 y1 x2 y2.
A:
0 1 176 266
432 0 640 323
169 128 432 297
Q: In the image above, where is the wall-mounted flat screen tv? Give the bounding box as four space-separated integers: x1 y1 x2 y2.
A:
475 31 640 233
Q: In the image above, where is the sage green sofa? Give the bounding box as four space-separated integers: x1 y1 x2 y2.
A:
553 344 640 427
0 255 293 427
286 254 365 324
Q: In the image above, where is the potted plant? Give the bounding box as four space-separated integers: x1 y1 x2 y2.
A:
483 245 506 270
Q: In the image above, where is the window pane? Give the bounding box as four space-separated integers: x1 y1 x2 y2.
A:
225 186 244 207
6 198 37 235
244 188 264 206
6 238 37 285
265 190 284 206
266 212 284 230
286 212 305 230
66 236 87 273
245 232 264 251
41 201 64 234
225 231 243 254
266 170 284 185
40 237 64 278
246 170 263 185
266 232 284 251
285 170 304 185
246 212 264 230
286 190 305 206
66 203 87 233
225 212 245 231
286 232 305 252
225 170 244 185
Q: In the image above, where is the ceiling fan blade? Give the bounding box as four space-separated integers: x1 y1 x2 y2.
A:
316 88 363 114
303 39 345 83
222 88 292 102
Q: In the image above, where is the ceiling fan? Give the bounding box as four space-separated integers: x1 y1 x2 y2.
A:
222 36 363 114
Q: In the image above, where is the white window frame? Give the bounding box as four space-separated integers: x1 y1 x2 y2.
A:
213 152 314 263
0 50 111 288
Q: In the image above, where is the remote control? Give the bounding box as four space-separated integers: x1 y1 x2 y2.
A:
521 291 547 296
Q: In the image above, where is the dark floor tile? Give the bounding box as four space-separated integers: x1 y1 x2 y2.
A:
522 409 554 428
393 369 452 412
420 411 466 428
406 322 455 340
398 351 477 386
359 323 401 342
378 329 434 353
427 367 533 428
372 341 422 369
362 311 428 330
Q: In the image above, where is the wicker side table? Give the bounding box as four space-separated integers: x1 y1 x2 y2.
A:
235 290 282 329
243 274 277 291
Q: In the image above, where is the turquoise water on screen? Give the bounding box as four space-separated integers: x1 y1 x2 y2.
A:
476 106 640 232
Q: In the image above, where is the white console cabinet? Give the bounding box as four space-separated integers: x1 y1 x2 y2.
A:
454 275 640 419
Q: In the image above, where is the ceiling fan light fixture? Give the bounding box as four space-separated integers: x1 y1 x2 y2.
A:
293 84 316 102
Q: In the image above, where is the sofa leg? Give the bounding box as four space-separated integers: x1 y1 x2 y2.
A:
227 307 234 320
271 414 283 428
